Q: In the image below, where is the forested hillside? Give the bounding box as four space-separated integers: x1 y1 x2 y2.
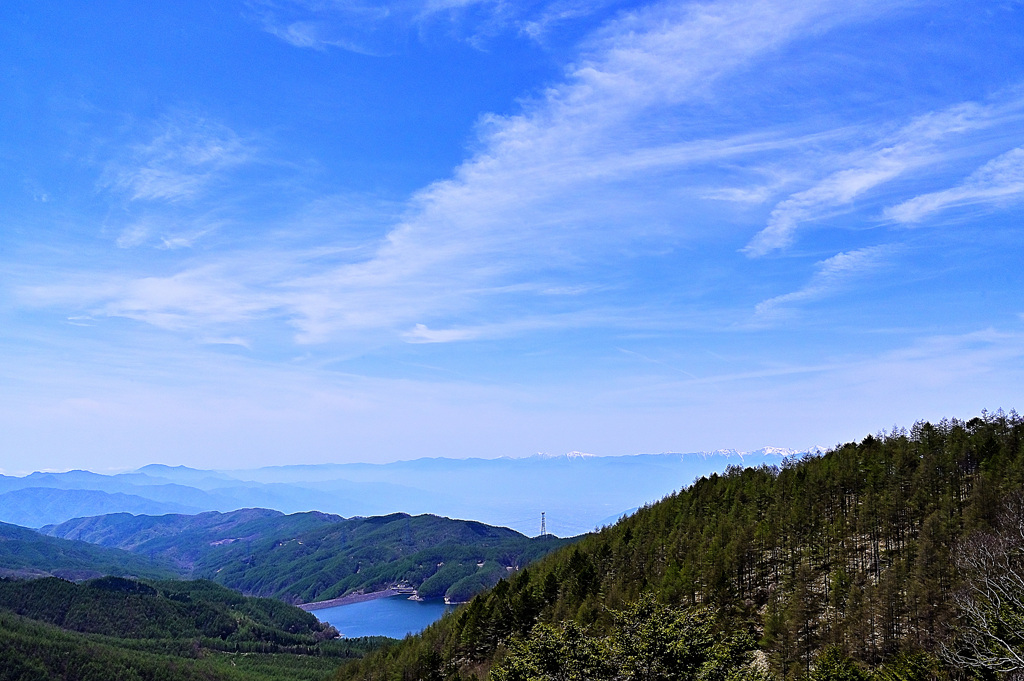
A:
45 510 573 604
337 411 1024 680
197 512 571 604
43 508 337 569
0 576 385 681
0 521 177 582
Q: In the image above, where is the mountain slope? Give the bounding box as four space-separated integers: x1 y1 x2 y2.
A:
42 508 332 568
45 510 575 604
0 576 336 644
336 412 1024 680
0 521 178 581
194 513 571 604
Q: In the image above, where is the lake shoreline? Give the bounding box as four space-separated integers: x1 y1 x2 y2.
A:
298 588 413 611
304 591 451 639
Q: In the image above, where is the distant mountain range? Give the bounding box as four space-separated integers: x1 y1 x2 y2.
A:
0 449 820 534
0 487 202 528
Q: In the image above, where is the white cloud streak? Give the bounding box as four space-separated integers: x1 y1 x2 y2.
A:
21 265 280 333
754 246 892 319
885 146 1024 223
743 100 1024 256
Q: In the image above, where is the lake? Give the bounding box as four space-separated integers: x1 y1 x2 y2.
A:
311 595 451 639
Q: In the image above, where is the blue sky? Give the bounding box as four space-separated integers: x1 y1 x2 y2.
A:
2 0 1023 473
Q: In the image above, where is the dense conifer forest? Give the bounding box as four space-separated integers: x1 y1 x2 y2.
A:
337 411 1024 680
0 576 387 681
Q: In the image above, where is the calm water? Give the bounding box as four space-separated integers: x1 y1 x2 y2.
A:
311 596 450 639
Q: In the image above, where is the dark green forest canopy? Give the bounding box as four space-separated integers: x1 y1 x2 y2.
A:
336 411 1024 680
0 576 390 681
0 576 336 645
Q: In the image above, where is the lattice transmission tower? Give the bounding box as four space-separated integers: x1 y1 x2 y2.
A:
540 512 546 538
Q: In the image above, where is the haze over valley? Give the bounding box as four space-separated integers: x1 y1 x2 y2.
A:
0 448 811 534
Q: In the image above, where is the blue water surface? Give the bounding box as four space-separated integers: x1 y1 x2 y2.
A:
312 596 450 639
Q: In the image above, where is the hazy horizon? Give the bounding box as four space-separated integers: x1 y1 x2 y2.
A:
1 444 825 478
0 447 813 535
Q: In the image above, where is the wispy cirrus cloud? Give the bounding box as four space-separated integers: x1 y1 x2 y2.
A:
885 146 1024 224
100 113 254 203
96 112 266 252
113 217 221 251
245 0 642 53
20 0 933 349
743 98 1024 257
518 0 625 41
18 0 919 346
754 246 893 319
260 0 916 342
401 309 607 344
22 266 278 333
246 0 527 53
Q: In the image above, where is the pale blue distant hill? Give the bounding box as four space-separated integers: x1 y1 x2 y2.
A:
0 488 202 528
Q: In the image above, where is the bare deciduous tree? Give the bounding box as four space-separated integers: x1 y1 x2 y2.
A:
944 494 1024 678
